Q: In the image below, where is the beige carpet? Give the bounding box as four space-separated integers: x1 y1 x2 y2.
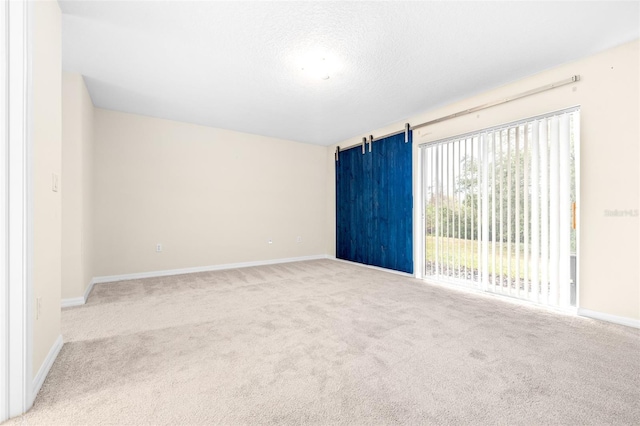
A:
7 259 640 425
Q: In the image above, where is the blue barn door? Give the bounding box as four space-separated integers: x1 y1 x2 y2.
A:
336 145 370 264
336 132 413 274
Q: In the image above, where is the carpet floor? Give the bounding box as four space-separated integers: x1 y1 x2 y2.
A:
7 259 640 425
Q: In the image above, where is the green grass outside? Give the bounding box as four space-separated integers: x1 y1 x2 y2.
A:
425 235 530 280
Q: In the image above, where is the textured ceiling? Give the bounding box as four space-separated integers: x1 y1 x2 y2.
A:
60 1 639 146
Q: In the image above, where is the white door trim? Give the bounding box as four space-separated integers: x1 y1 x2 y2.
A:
413 142 424 280
2 0 34 421
0 0 8 421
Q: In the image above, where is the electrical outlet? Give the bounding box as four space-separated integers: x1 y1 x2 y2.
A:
296 236 302 243
267 239 273 244
156 243 162 252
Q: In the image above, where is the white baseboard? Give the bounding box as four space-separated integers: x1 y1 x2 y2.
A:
83 278 96 302
92 254 331 284
31 334 63 404
328 257 415 278
60 297 84 308
61 279 96 308
578 308 640 329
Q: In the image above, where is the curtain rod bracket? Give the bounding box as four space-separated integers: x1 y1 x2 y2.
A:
335 146 340 162
405 123 410 143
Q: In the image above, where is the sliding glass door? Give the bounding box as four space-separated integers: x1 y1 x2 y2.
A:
420 108 579 308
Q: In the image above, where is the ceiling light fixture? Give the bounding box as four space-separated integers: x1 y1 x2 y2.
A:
301 57 332 80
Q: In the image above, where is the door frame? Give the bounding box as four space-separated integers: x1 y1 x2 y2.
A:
1 0 34 421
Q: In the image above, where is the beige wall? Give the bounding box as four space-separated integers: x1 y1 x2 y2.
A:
328 39 640 321
32 0 61 375
93 109 328 277
62 72 94 300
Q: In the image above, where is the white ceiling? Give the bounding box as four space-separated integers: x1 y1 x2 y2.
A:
60 1 639 146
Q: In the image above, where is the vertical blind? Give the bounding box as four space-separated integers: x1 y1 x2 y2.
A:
420 107 579 308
